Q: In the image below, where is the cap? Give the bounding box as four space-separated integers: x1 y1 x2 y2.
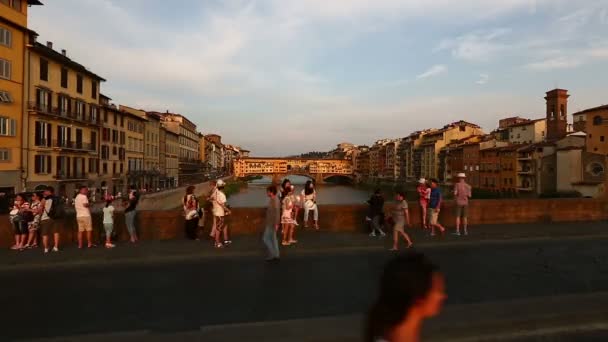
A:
217 179 226 187
418 178 426 184
457 173 466 178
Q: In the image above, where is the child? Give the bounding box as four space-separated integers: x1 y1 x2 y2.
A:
102 197 116 248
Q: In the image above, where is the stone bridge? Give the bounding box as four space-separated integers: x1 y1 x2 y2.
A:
233 157 354 183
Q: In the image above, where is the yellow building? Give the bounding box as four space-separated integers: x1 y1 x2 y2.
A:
25 39 105 197
164 127 179 187
120 105 146 190
99 94 126 196
144 111 161 189
0 0 42 194
508 118 546 145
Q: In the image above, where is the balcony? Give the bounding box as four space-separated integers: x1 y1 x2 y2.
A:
518 155 532 160
53 140 96 152
55 172 87 180
28 102 100 126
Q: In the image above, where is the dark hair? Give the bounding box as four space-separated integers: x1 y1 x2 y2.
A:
365 252 439 342
396 190 406 198
304 180 315 195
79 185 88 191
430 178 438 184
267 185 277 195
33 192 43 201
282 185 292 195
46 186 55 194
105 199 113 208
186 186 195 195
281 179 291 190
374 188 382 195
129 184 136 190
14 193 25 202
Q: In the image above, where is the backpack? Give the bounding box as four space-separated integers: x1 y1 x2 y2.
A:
48 196 65 219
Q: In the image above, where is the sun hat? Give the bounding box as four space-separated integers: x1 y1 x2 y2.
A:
457 173 466 178
418 178 426 184
217 179 226 187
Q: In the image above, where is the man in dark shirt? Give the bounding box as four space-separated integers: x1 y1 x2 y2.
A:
428 179 446 236
263 185 281 261
367 189 386 237
124 185 139 243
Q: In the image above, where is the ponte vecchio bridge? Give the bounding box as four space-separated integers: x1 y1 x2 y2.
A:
233 157 355 183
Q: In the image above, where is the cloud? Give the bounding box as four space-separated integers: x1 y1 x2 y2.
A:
435 28 512 62
524 57 583 71
475 73 489 85
416 65 448 80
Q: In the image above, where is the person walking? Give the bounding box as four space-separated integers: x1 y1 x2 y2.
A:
124 185 140 243
40 186 62 253
365 252 446 342
207 180 218 238
453 173 472 236
281 185 296 246
102 197 116 248
211 179 230 248
262 185 281 261
75 186 94 249
183 185 200 240
367 189 386 237
416 178 430 230
389 191 413 251
428 179 446 236
24 192 44 249
302 180 319 230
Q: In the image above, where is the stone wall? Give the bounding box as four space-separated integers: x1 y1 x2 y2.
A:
1 198 606 248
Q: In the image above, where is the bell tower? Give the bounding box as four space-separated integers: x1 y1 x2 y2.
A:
545 89 569 140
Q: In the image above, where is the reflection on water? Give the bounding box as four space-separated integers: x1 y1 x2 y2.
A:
229 176 372 208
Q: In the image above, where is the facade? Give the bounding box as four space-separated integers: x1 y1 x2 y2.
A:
120 105 146 190
25 40 105 197
0 0 42 194
164 128 179 187
508 119 546 145
516 143 557 195
499 116 529 129
143 112 161 190
462 142 481 188
163 113 201 186
233 158 354 181
99 95 126 196
545 89 569 141
555 134 605 197
498 145 518 193
479 148 500 190
571 105 608 155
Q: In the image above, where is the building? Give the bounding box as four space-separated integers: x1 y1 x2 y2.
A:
25 40 105 197
479 147 500 191
204 134 224 172
0 0 43 194
163 112 202 185
462 142 481 188
498 145 519 193
499 116 530 129
555 132 605 197
143 111 161 190
508 119 546 144
355 149 370 181
99 94 126 196
571 105 608 154
441 135 481 183
164 127 179 188
545 89 569 141
120 105 146 190
516 142 557 195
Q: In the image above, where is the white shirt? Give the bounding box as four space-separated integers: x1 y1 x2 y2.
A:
102 205 115 224
41 197 52 221
74 193 91 218
212 190 227 217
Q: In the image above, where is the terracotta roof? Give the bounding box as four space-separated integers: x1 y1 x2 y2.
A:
571 104 608 116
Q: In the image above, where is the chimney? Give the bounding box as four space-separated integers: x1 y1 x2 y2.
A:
61 49 67 56
46 41 53 49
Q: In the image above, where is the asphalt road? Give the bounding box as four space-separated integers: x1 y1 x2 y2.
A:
2 236 608 341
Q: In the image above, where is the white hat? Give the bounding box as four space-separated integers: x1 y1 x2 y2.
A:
457 173 466 178
217 179 226 187
418 178 426 184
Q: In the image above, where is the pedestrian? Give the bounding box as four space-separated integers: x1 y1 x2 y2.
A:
416 178 430 230
367 189 386 237
262 185 281 261
453 173 472 236
389 191 413 251
211 179 230 248
124 185 139 243
281 185 296 246
183 185 200 240
9 194 30 250
428 179 446 236
207 180 218 238
280 178 292 201
24 192 44 249
365 252 446 342
75 186 94 248
40 186 63 253
302 180 319 230
102 197 116 248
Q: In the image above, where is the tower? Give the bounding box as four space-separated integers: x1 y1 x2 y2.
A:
545 89 569 140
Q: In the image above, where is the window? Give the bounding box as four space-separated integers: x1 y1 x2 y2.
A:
120 115 124 127
0 116 16 136
12 0 21 11
90 106 98 123
601 136 605 142
560 104 566 118
113 162 116 175
57 126 71 147
102 163 107 174
589 163 604 177
75 101 85 119
593 116 603 126
120 163 123 173
0 58 10 79
88 158 98 173
91 81 97 99
76 74 83 94
112 129 118 143
103 109 108 123
101 145 109 160
36 88 51 111
0 148 9 161
34 155 52 174
120 131 125 145
113 112 118 125
90 131 97 151
112 146 117 155
60 68 68 88
0 27 11 47
0 90 12 103
58 95 69 115
39 58 48 81
34 121 51 147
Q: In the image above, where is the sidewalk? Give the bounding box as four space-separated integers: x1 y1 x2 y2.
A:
2 221 607 271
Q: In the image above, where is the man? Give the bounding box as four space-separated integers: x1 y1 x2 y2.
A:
211 179 230 247
40 186 60 253
367 189 386 237
75 186 94 248
124 185 139 243
262 185 281 261
453 173 472 236
428 179 446 236
207 180 218 238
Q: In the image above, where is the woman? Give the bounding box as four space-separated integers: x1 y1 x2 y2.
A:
183 186 200 240
416 179 430 230
390 191 413 251
102 197 116 248
280 179 292 201
9 194 30 250
302 180 319 230
211 180 230 248
281 185 296 246
365 252 446 342
24 192 43 249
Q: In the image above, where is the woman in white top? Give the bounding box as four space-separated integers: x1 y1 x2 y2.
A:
183 186 200 241
24 192 44 249
302 180 319 230
102 197 116 248
211 180 231 248
281 185 296 246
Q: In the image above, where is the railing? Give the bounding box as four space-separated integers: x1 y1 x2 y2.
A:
52 140 95 152
28 102 100 125
34 139 52 148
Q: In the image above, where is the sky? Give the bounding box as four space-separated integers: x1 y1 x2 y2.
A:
29 0 608 156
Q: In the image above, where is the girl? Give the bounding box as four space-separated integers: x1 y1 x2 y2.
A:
183 186 199 240
9 194 30 250
302 180 319 230
281 185 296 246
416 179 430 230
24 192 43 249
102 197 116 248
389 191 413 251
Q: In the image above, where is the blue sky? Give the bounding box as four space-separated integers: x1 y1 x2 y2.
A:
30 0 608 156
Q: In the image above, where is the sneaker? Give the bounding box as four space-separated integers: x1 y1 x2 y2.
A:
369 232 377 237
281 241 290 246
452 232 461 236
52 247 59 252
464 230 469 236
44 248 49 254
105 243 116 249
224 240 232 245
379 231 387 237
293 221 299 226
288 240 298 244
215 243 224 248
